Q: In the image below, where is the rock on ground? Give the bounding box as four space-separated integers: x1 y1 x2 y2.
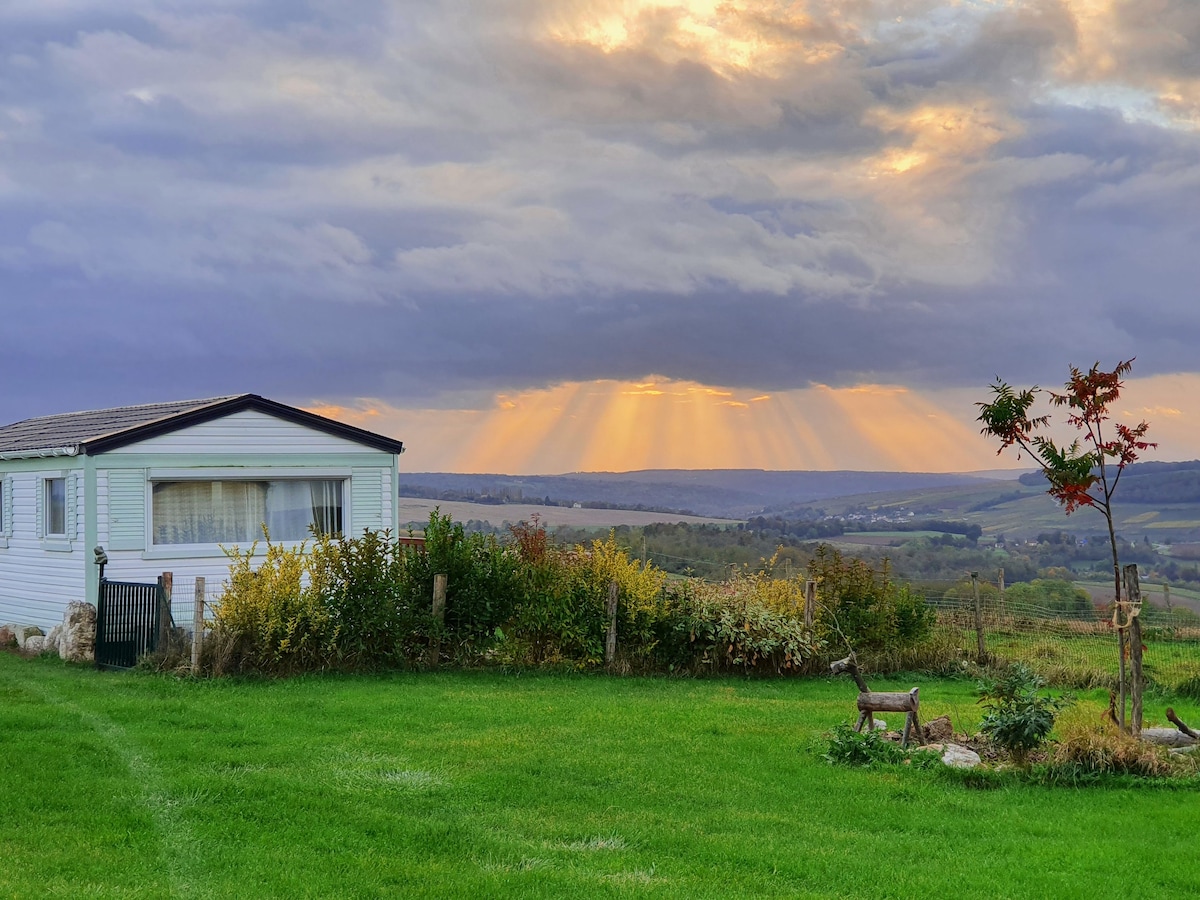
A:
59 602 97 663
1141 728 1197 749
12 625 44 649
923 715 953 743
920 742 982 769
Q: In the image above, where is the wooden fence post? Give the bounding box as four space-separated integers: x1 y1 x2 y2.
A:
804 580 815 633
971 572 986 665
158 572 173 649
997 567 1005 618
430 574 447 667
1164 583 1172 610
191 576 205 675
1124 564 1144 736
605 582 619 666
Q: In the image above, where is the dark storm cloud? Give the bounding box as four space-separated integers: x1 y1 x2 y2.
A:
2 0 1200 422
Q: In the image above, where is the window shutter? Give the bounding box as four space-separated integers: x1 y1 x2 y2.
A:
1 477 9 537
36 478 44 538
67 473 78 540
351 469 384 534
108 470 147 551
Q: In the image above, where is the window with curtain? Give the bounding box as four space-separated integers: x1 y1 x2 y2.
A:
151 479 344 545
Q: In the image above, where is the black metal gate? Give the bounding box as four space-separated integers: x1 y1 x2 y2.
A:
95 577 164 670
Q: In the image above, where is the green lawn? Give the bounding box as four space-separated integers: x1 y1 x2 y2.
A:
3 654 1200 898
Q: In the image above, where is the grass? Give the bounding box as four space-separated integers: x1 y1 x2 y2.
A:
3 654 1200 899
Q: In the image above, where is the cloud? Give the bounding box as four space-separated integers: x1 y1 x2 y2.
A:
1 0 1199 430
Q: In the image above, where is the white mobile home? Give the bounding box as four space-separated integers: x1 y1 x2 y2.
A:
0 395 404 630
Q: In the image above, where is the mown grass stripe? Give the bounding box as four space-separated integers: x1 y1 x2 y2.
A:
6 665 210 899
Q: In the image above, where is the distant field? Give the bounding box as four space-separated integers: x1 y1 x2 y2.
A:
1076 580 1200 616
397 498 739 531
833 530 946 546
814 481 1200 543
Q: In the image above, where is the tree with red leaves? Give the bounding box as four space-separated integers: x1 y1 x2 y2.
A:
977 359 1156 726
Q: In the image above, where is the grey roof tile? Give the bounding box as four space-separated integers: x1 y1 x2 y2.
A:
0 397 241 455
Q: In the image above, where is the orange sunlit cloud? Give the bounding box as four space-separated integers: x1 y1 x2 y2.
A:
308 372 1200 475
541 0 842 76
307 378 994 473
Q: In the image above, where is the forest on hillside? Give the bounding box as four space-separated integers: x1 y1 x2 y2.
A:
545 520 1198 591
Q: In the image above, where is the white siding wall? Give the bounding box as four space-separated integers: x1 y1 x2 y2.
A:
103 549 238 598
351 467 384 533
107 410 382 455
0 470 86 630
381 468 393 532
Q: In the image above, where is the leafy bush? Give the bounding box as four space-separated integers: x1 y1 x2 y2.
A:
212 537 333 674
977 664 1072 763
1002 579 1093 615
499 522 667 668
656 576 817 675
309 529 416 669
808 546 935 651
407 512 521 663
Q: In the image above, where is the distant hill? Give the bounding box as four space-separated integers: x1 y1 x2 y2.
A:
397 469 1022 519
1020 459 1200 504
399 464 1200 542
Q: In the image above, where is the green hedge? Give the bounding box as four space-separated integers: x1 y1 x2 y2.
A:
210 513 937 677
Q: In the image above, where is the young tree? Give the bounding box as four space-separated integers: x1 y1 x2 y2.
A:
976 359 1155 727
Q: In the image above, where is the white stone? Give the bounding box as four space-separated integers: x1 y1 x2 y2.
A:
13 625 44 649
24 635 45 653
45 625 62 653
59 602 97 663
924 742 981 768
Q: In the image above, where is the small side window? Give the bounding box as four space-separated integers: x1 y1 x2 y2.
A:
44 477 67 538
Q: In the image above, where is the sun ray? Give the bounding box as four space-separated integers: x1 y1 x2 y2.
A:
307 373 1200 475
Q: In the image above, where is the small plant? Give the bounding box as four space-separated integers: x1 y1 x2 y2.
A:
822 723 941 769
977 664 1072 764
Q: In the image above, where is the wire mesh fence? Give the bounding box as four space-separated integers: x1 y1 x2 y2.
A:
923 592 1200 695
163 576 226 636
151 564 1200 695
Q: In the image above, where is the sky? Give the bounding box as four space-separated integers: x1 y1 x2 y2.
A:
2 1 1199 473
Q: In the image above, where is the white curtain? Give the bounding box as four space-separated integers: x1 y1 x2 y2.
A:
309 480 343 537
266 481 312 540
153 479 343 544
153 481 267 544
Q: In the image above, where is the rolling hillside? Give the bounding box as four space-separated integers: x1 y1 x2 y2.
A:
398 468 1021 519
399 462 1200 543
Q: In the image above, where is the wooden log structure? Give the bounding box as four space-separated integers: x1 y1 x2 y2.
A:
1167 708 1200 740
831 655 922 747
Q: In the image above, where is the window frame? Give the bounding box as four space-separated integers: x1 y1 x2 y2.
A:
144 468 351 552
43 476 68 539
